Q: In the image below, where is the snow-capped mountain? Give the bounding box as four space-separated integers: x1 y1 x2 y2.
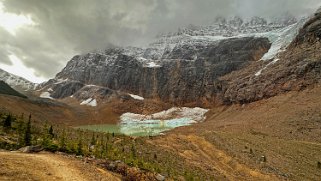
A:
0 68 37 91
57 16 302 70
143 16 301 61
38 14 320 105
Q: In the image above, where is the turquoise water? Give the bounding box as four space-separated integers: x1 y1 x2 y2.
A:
76 117 195 137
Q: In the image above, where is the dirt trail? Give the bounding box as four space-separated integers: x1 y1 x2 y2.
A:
0 151 121 181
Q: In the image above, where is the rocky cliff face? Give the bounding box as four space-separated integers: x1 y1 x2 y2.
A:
39 37 270 104
38 15 318 105
221 11 321 104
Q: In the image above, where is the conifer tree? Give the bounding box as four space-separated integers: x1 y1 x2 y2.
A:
105 141 109 156
100 136 105 157
24 114 32 146
76 138 83 155
59 130 66 151
131 144 136 158
90 133 96 146
48 125 54 138
93 135 102 158
41 125 52 148
16 117 25 146
3 114 12 128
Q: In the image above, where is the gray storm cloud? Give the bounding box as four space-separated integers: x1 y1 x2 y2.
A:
0 0 320 80
0 27 12 65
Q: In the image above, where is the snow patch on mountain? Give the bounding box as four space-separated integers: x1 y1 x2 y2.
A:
129 94 144 101
54 78 69 85
145 62 161 68
255 58 280 76
80 98 97 107
257 18 307 61
40 92 54 99
88 99 97 107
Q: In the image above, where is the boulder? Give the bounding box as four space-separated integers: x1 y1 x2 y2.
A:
155 173 165 181
19 145 43 153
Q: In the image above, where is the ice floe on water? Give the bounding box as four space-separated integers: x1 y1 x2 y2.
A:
121 107 208 122
119 117 197 136
119 107 208 136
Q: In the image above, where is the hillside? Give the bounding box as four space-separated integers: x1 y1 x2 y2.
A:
221 11 321 103
0 81 27 98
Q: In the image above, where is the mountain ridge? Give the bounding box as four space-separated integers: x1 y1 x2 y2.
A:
0 80 27 98
0 68 36 92
36 15 306 106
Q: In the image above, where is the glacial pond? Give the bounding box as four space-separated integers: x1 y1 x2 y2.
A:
76 107 209 137
76 118 195 137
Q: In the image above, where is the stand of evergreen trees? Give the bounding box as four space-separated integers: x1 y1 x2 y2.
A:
0 111 202 180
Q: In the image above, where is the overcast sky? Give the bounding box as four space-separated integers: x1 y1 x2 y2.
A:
0 0 320 83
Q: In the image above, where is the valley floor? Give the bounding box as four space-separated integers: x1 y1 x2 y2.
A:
1 85 321 180
0 151 121 181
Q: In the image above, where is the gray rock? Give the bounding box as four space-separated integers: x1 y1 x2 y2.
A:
19 145 43 153
155 173 165 181
107 162 116 170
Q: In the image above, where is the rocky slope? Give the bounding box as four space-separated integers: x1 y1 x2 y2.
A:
38 15 317 105
221 10 321 103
